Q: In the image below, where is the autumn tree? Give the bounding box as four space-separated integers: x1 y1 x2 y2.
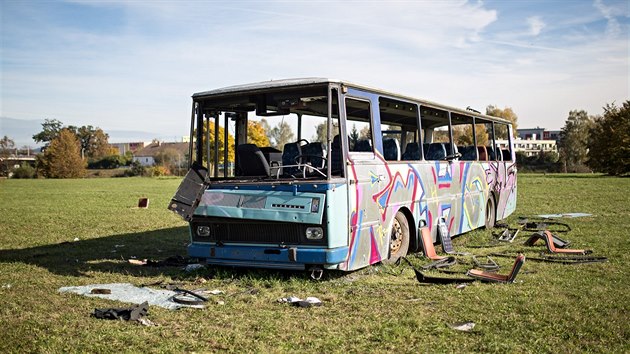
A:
247 121 270 147
453 125 489 146
38 129 86 178
486 105 518 137
558 110 594 172
34 120 111 159
200 120 235 170
587 101 630 176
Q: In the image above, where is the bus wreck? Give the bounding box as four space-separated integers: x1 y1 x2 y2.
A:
168 78 517 272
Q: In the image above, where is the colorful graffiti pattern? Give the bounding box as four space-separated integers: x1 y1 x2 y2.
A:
341 157 517 271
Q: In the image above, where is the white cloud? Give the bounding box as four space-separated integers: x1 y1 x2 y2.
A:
593 0 622 36
527 16 546 36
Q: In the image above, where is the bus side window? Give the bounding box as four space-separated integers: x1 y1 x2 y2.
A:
345 98 373 153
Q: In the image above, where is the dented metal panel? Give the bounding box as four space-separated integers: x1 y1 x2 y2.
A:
194 189 326 224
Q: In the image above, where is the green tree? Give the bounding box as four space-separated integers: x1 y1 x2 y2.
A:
1 135 16 177
68 125 110 159
558 110 594 172
587 101 630 176
247 121 270 147
33 119 64 146
270 121 295 148
38 128 86 178
312 122 340 143
486 105 518 137
349 124 360 147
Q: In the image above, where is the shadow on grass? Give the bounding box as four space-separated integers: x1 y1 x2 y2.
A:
0 227 346 281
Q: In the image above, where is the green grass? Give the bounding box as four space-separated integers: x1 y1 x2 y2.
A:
0 174 629 353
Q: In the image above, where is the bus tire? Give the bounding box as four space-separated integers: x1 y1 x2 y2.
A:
384 211 410 264
485 195 496 229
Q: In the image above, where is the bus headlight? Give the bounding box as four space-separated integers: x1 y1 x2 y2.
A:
197 226 211 237
305 227 323 240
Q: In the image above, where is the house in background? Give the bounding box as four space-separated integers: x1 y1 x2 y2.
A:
132 141 188 167
109 142 149 155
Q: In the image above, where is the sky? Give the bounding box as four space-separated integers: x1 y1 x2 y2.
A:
1 0 628 144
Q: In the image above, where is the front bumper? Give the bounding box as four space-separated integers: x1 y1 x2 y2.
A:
188 243 349 270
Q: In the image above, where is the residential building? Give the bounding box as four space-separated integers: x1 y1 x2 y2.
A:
132 141 188 167
109 142 149 155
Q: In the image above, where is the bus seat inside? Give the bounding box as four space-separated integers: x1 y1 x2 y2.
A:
282 141 303 176
501 149 511 161
331 135 343 174
445 143 458 157
383 138 401 161
486 146 496 161
459 145 477 161
237 144 270 177
302 142 325 168
477 146 488 161
424 143 447 160
354 139 372 152
402 142 421 160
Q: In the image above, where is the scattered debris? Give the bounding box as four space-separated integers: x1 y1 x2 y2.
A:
138 198 149 208
278 296 323 307
90 288 112 294
127 255 190 267
449 321 475 332
185 264 205 272
93 301 148 322
456 284 468 290
467 254 525 283
114 244 125 248
536 213 593 219
59 283 204 310
73 237 80 242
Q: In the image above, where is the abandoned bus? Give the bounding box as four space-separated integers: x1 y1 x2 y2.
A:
169 78 517 272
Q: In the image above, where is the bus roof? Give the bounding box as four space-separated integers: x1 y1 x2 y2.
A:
192 78 510 124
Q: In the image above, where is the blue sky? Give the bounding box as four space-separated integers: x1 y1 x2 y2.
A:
1 0 628 143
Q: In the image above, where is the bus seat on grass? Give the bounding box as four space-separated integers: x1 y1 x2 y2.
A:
466 254 525 283
459 145 477 161
525 231 591 255
477 146 488 161
402 142 421 160
424 143 446 160
383 138 401 161
237 144 270 177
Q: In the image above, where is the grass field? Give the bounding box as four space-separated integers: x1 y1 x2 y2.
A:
0 174 628 353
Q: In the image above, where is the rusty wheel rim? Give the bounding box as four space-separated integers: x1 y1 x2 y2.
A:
390 218 403 255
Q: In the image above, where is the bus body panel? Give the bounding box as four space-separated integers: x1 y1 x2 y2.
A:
170 79 518 272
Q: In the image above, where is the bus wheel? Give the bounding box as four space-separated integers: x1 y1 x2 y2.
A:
485 196 496 229
384 212 409 264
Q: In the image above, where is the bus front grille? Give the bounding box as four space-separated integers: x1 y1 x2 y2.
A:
191 218 324 245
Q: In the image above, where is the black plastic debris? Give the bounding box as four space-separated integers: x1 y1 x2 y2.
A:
93 301 149 322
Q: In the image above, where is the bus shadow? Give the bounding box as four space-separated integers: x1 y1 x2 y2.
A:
0 227 191 278
0 227 348 281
